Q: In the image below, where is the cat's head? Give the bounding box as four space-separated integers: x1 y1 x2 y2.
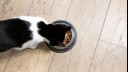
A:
38 22 71 47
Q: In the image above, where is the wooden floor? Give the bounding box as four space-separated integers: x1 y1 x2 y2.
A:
0 0 127 72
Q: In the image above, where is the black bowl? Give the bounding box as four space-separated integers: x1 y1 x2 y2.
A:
46 20 77 53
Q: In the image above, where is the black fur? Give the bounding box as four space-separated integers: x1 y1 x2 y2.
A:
0 19 32 52
38 22 71 46
0 19 71 52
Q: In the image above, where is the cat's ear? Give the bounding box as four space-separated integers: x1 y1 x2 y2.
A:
38 21 47 28
54 24 72 31
65 26 72 31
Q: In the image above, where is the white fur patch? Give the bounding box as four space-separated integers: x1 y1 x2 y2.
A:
13 16 49 50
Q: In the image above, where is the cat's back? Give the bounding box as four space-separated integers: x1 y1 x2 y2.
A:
0 16 48 52
17 16 48 44
0 18 32 51
0 18 32 42
13 16 48 49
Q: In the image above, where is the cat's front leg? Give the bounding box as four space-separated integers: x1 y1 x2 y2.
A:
29 44 38 49
14 47 26 50
14 46 37 51
14 43 38 51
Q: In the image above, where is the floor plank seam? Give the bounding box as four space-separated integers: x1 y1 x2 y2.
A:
13 0 20 16
118 26 127 46
65 0 74 20
109 0 124 44
48 0 57 21
100 40 127 49
1 0 11 20
88 0 112 72
47 52 55 72
3 50 13 72
32 50 41 72
27 0 34 16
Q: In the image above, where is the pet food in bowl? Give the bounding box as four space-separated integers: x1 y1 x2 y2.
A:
63 30 72 46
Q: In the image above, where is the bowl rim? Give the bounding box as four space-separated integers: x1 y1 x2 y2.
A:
46 20 77 53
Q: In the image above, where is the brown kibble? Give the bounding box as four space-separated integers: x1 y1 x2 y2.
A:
63 30 72 45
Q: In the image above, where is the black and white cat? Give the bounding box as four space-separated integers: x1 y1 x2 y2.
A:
0 16 71 52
